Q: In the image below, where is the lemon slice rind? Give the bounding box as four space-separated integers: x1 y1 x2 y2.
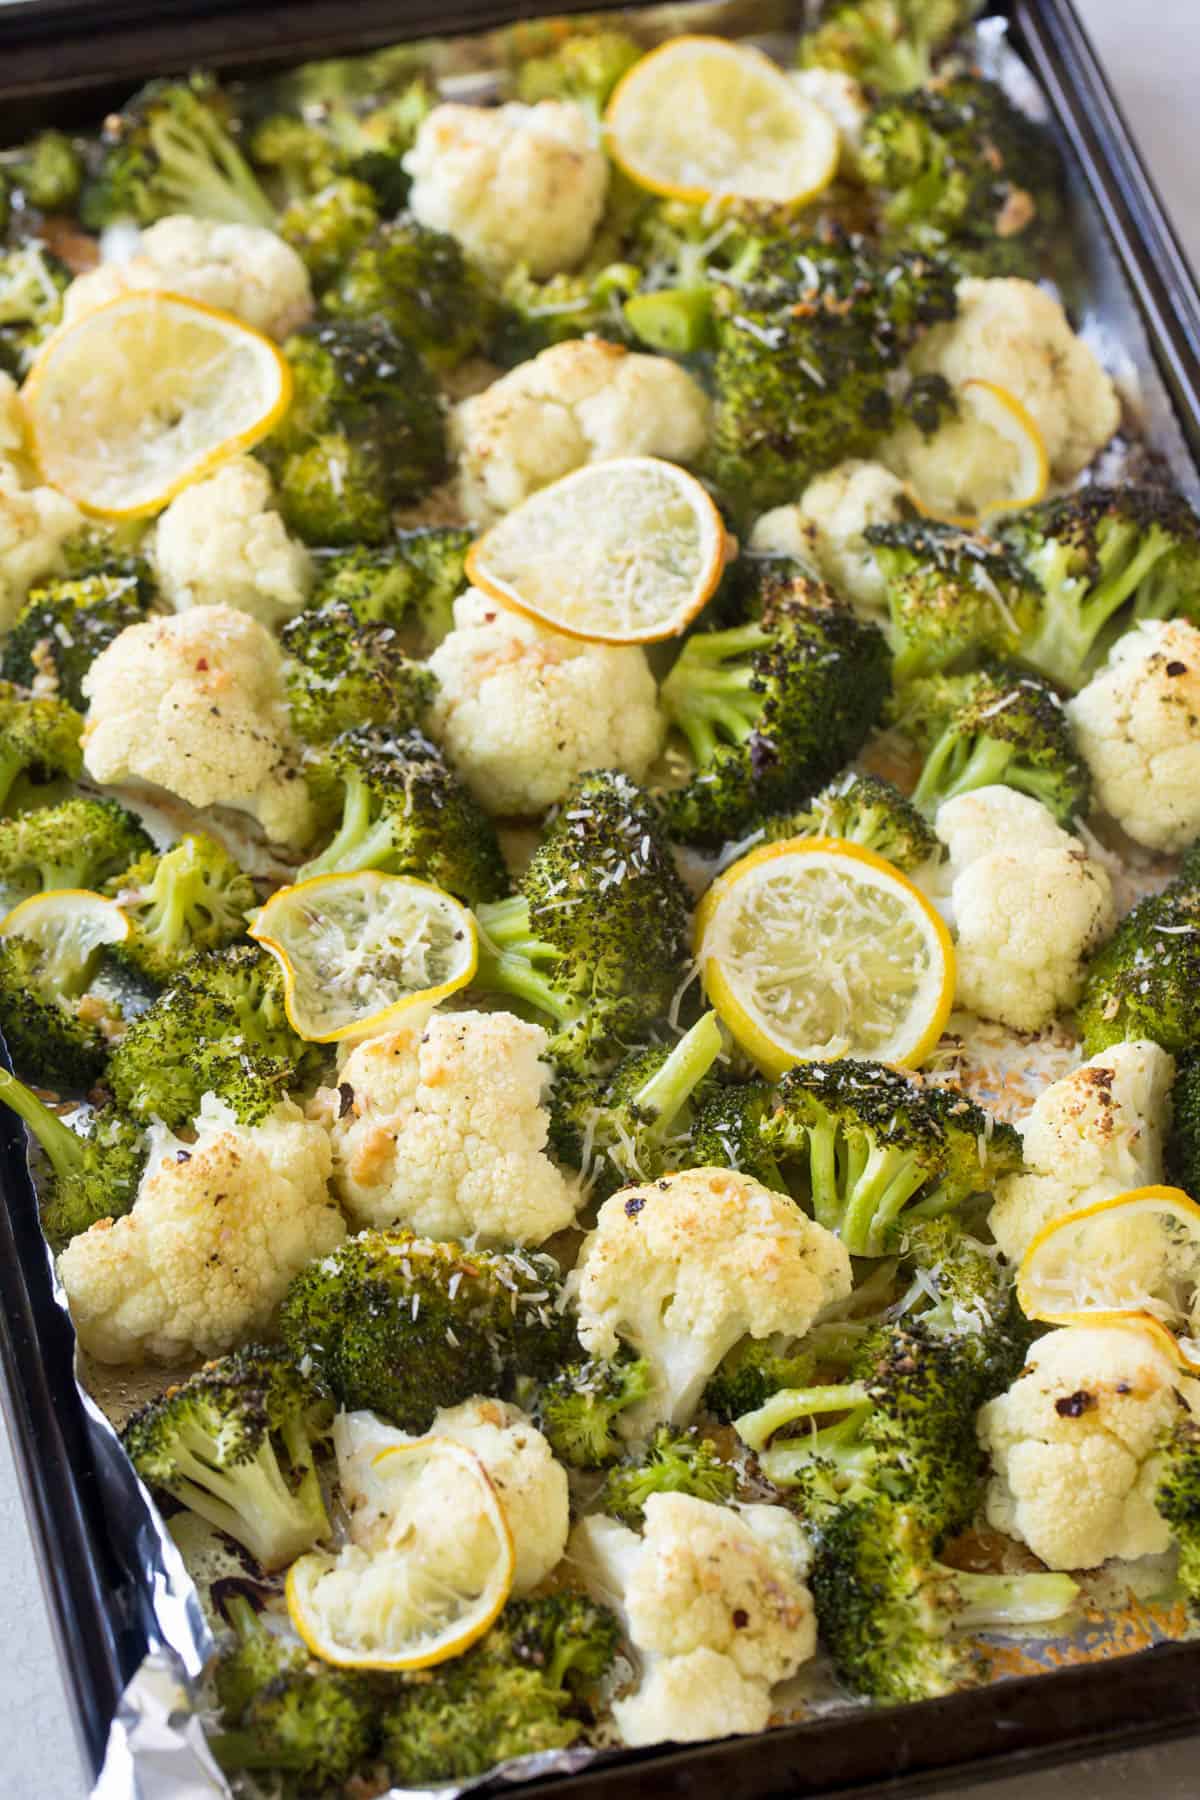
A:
0 888 130 989
903 378 1050 530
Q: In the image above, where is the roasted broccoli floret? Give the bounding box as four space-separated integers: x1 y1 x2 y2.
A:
106 834 257 986
249 75 433 211
473 770 691 1069
685 1081 787 1191
491 260 639 364
279 1229 576 1429
797 0 980 93
1168 1047 1200 1200
869 519 1040 682
890 1216 1031 1392
548 1010 724 1199
703 1336 822 1423
310 528 470 651
513 26 642 113
0 681 83 812
1075 882 1200 1056
277 175 379 290
1155 1415 1200 1605
1004 486 1200 692
0 1070 145 1247
381 1591 619 1783
0 917 117 1089
106 944 321 1127
0 244 69 376
0 796 151 905
324 215 495 369
3 130 84 212
659 574 891 845
763 770 943 873
600 1426 736 1526
860 77 1064 278
264 318 448 545
895 662 1090 823
122 1346 334 1570
210 1594 374 1785
80 72 273 230
298 726 507 903
527 1354 655 1469
707 230 958 518
2 568 150 708
762 1061 1022 1257
281 599 436 744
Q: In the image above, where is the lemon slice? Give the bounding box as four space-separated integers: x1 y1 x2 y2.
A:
465 457 729 644
903 379 1050 529
694 837 954 1077
22 292 291 518
1018 1187 1200 1350
249 871 477 1044
605 36 839 204
0 888 129 990
286 1438 514 1670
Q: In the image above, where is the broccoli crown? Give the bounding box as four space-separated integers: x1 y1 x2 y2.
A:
6 130 83 212
1154 1416 1200 1605
659 574 892 846
210 1594 374 1783
106 833 257 986
528 1354 655 1468
890 1216 1031 1392
895 661 1091 823
868 519 1040 683
311 528 470 650
122 1345 334 1571
298 725 508 904
600 1425 737 1526
1 568 150 709
279 1229 577 1430
703 1335 820 1423
266 318 448 544
763 1060 1021 1257
797 0 978 93
0 795 151 905
1076 882 1200 1057
281 598 436 745
513 26 643 112
0 243 69 376
249 75 433 211
764 771 943 874
277 175 379 290
1167 1047 1200 1199
474 770 691 1066
0 1069 145 1247
80 71 273 230
706 229 959 518
860 76 1063 277
0 932 112 1090
0 681 83 812
686 1080 788 1192
547 1010 724 1199
1004 485 1200 691
324 215 495 370
491 260 639 365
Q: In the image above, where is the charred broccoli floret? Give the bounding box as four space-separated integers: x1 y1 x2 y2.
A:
106 834 257 986
3 130 84 212
279 1229 577 1429
277 175 378 289
0 796 151 904
0 1070 145 1247
685 1081 787 1192
895 662 1090 823
298 726 507 903
868 519 1040 682
797 0 980 93
763 770 942 874
1155 1415 1200 1605
512 26 643 113
1004 486 1200 692
1075 882 1200 1056
600 1425 736 1526
0 682 83 812
310 528 470 651
80 72 273 230
490 260 639 364
1 568 150 708
324 216 495 369
281 599 436 744
0 244 69 376
472 770 691 1069
659 574 892 845
527 1354 654 1469
249 74 433 211
1168 1047 1200 1200
703 1336 823 1423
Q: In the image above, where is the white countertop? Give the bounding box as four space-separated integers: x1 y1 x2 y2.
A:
3 2 1199 1794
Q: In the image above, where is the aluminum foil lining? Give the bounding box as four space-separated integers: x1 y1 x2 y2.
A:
75 5 1200 1795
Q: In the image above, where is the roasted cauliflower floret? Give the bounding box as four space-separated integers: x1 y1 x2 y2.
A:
612 1646 772 1746
978 1324 1200 1570
936 785 1115 1032
63 215 312 340
0 460 82 633
989 1040 1174 1262
153 456 313 627
81 604 314 847
57 1096 344 1364
790 67 869 168
451 338 710 524
750 459 909 613
314 1009 579 1245
569 1167 852 1427
1067 619 1200 852
405 100 608 279
427 588 664 816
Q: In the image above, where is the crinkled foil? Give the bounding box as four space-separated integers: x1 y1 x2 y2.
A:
78 6 1200 1796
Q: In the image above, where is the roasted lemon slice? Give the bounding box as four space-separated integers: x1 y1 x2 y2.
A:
605 36 839 205
466 456 729 644
22 291 290 518
694 837 954 1077
0 887 129 988
901 378 1050 528
249 871 477 1044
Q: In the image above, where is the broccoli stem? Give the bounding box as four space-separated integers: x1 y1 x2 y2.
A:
807 1120 931 1254
624 287 714 353
735 1381 871 1454
632 1010 724 1131
0 752 25 811
474 897 576 1027
164 1423 329 1571
1030 524 1176 686
0 1070 85 1181
302 774 408 878
663 627 770 766
911 731 1016 814
946 1567 1080 1628
151 109 274 229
